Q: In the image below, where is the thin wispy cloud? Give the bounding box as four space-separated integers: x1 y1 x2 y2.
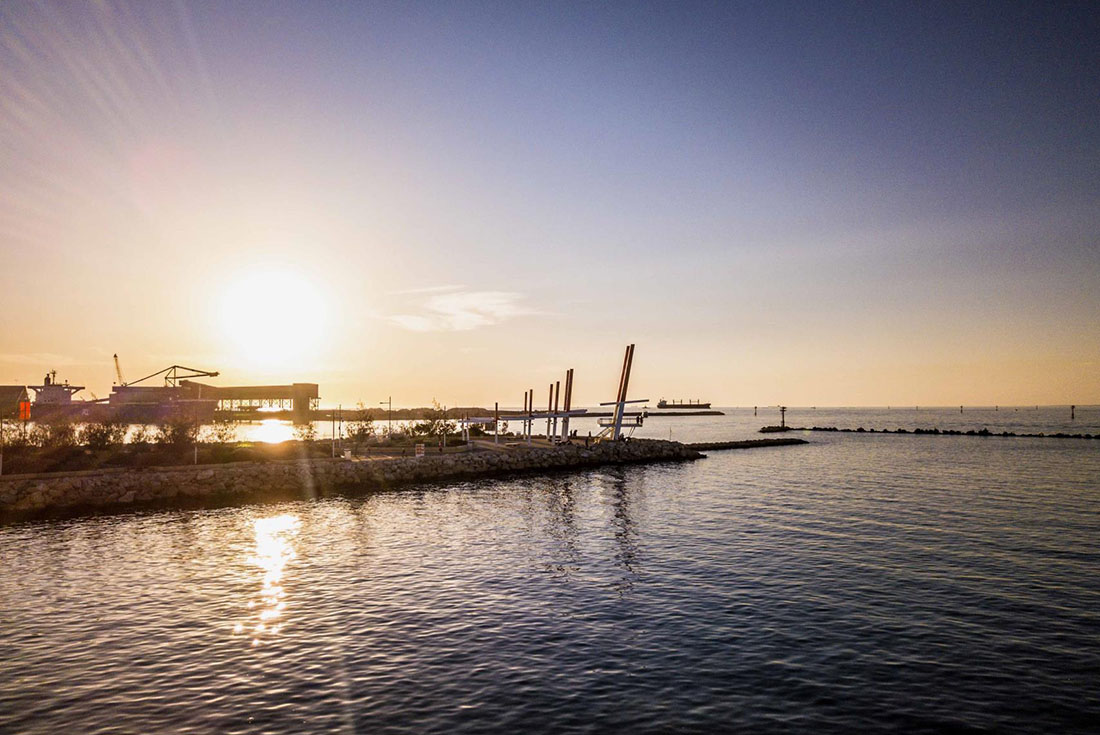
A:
388 289 537 332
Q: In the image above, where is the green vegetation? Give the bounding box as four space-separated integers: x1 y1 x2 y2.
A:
156 416 201 447
0 409 483 476
293 423 317 442
30 420 77 448
79 420 128 449
412 400 456 438
347 404 374 443
203 419 238 444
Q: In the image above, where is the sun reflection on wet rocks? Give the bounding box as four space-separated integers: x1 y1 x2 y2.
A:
234 513 300 646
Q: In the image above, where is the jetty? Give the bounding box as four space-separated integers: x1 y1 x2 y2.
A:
0 439 703 519
792 426 1096 440
0 435 824 520
687 438 808 450
0 344 815 521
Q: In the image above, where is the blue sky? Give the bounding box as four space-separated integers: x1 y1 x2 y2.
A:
1 1 1097 406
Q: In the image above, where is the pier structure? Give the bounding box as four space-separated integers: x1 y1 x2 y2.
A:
597 343 648 441
458 414 497 443
187 381 320 422
472 366 587 445
107 363 319 423
512 371 586 444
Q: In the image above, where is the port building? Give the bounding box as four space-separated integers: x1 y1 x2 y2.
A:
179 381 319 422
0 386 31 420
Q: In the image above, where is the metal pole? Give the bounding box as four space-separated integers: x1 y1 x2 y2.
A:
611 345 628 439
547 383 553 439
552 380 560 440
494 402 499 444
612 344 634 440
562 368 573 441
381 396 392 436
527 389 533 444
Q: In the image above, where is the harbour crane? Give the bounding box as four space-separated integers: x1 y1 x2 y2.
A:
113 353 126 386
126 364 220 388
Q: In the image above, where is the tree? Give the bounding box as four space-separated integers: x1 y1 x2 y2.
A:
347 403 374 442
413 399 455 438
156 416 200 447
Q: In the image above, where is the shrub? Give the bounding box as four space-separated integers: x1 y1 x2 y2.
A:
203 419 238 444
293 423 317 442
157 417 200 447
79 421 128 449
31 421 78 448
129 425 153 446
347 404 374 442
412 400 455 438
0 420 32 448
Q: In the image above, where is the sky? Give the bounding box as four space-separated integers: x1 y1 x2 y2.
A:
1 1 1097 408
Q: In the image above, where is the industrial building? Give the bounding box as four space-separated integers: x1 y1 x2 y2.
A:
0 386 31 420
14 363 321 424
180 381 319 422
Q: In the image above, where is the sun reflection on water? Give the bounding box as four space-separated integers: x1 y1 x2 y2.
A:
242 419 295 444
234 513 300 645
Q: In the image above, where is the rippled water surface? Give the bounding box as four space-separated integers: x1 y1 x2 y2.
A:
2 416 1099 733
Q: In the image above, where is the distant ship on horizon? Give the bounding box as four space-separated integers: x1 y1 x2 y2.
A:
657 398 711 409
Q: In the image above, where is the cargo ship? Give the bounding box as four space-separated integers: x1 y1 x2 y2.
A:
657 399 711 409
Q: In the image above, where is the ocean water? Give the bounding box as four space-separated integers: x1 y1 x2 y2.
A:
1 411 1098 733
229 404 1098 446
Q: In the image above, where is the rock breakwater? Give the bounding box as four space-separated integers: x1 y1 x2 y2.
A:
796 426 1096 439
687 438 808 450
0 439 701 519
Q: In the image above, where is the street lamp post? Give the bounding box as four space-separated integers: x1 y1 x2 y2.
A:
380 396 392 436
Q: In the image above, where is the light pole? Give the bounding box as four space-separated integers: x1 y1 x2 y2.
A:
380 396 392 436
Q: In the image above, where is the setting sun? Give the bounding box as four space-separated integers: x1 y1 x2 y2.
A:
218 270 328 371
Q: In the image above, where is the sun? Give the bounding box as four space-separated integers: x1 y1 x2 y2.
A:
219 270 328 371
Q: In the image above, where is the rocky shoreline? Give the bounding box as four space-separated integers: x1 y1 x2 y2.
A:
0 439 703 520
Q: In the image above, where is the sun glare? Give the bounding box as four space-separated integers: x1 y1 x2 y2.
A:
242 419 296 444
219 270 327 370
